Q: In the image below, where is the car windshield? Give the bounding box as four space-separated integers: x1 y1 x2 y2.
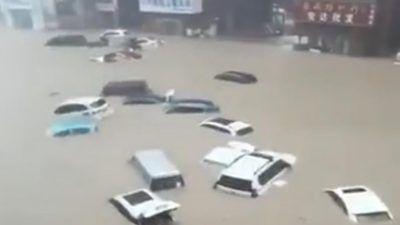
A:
356 212 391 223
258 160 290 185
90 99 106 108
150 175 185 191
217 175 252 192
123 191 153 206
343 188 366 194
236 127 254 136
211 118 234 125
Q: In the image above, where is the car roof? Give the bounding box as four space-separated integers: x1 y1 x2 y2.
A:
334 186 390 215
134 150 181 178
208 117 235 125
60 97 102 106
221 153 273 180
203 146 249 167
50 116 97 132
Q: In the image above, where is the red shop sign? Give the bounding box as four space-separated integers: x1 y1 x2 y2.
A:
294 0 377 27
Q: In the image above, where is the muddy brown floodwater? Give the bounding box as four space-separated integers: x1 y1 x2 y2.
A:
0 28 399 225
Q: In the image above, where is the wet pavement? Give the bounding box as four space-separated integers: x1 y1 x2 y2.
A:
0 28 399 225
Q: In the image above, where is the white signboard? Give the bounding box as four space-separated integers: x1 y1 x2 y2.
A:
139 0 202 14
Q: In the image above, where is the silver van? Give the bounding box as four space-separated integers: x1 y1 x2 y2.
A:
133 150 185 191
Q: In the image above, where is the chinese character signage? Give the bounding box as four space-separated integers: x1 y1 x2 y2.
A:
139 0 203 14
294 0 377 27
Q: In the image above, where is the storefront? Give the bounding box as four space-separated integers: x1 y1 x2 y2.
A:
293 0 396 56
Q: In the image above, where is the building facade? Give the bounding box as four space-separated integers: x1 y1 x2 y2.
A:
293 0 399 56
0 0 119 29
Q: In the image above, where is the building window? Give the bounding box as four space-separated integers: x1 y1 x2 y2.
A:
55 0 77 16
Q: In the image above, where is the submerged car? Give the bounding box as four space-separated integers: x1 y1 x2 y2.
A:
123 94 165 105
134 37 165 49
162 89 219 114
47 116 98 137
101 80 152 97
132 150 185 191
199 117 253 136
99 29 130 42
54 97 113 119
45 34 88 47
211 150 296 198
325 186 394 223
110 189 180 224
214 71 257 84
164 99 220 114
202 141 256 167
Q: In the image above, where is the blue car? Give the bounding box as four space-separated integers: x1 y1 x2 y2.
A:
47 116 98 137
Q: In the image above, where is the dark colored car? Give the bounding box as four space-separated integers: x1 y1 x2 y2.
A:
123 94 165 105
214 71 257 84
164 99 220 114
101 80 153 97
45 35 88 47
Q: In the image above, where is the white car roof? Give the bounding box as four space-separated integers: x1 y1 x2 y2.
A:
134 150 181 178
228 121 251 131
203 141 256 167
221 153 273 180
60 97 102 106
329 186 391 215
200 117 252 132
112 189 180 219
203 147 250 167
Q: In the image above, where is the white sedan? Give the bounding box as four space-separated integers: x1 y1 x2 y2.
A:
54 97 113 119
325 186 393 223
110 189 180 224
200 117 254 136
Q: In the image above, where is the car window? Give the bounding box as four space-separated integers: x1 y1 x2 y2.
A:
236 127 254 136
90 99 106 108
258 160 290 185
211 118 234 125
123 191 153 206
55 104 87 114
356 212 392 223
343 188 366 194
54 130 70 137
150 175 185 191
71 127 90 135
217 175 252 192
54 105 73 114
202 124 230 134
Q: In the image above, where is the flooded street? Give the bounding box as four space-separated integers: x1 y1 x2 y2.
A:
0 29 399 225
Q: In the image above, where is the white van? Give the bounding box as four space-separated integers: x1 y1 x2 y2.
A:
133 150 185 191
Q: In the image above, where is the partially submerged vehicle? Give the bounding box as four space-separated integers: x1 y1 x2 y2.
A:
99 29 130 42
54 97 113 119
134 37 165 50
47 116 98 137
202 141 256 167
164 99 220 114
90 50 142 63
325 186 394 223
132 150 185 191
214 71 257 84
101 80 153 97
209 150 296 198
161 89 219 114
110 189 180 224
123 94 165 105
45 34 88 47
200 117 254 136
